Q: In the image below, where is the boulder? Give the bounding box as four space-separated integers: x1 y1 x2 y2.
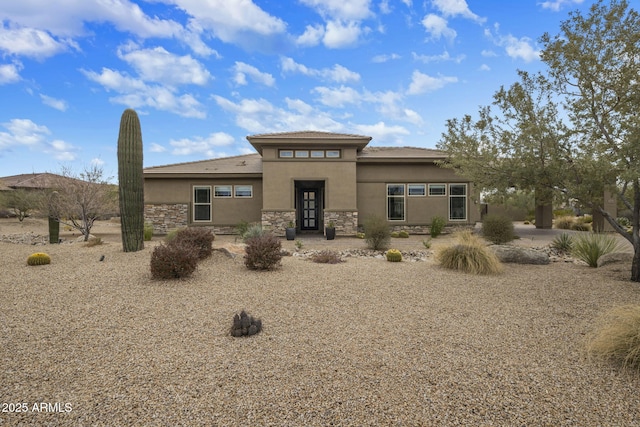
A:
597 252 634 268
490 245 550 265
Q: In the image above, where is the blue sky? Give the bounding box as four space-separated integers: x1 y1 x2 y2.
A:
0 0 594 180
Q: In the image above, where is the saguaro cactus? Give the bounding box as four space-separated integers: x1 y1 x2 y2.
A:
117 109 145 252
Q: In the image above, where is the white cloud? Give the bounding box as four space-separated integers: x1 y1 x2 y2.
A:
48 139 78 161
281 57 360 83
169 132 235 157
371 53 401 63
299 0 373 20
0 62 22 84
233 62 275 87
421 14 456 41
479 64 491 71
296 24 325 47
0 24 76 59
323 20 363 48
313 86 362 108
40 94 68 111
431 0 485 23
149 143 167 153
538 0 584 12
81 68 206 118
407 70 458 95
412 51 465 63
481 49 498 57
354 121 410 144
485 26 540 63
0 119 50 149
90 158 105 166
118 45 212 86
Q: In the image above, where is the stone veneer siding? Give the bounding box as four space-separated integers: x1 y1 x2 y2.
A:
261 210 296 236
323 210 358 236
144 203 188 235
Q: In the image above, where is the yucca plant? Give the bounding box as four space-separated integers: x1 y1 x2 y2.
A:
587 305 640 369
571 232 623 267
551 232 574 253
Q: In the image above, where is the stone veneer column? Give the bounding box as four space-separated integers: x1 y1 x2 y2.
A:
261 210 296 236
323 210 358 236
144 204 188 234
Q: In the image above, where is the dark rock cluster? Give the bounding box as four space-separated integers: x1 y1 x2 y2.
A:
230 310 262 337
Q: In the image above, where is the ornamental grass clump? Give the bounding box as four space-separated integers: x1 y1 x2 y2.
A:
571 232 623 268
310 250 343 264
587 305 640 370
150 242 199 279
171 227 214 260
555 216 575 230
436 231 503 275
27 252 51 266
363 215 390 250
482 214 515 244
244 233 282 270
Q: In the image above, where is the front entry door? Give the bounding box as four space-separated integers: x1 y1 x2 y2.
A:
301 189 318 230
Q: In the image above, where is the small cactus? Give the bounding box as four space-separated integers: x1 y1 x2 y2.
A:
386 249 402 262
391 231 400 238
230 310 262 337
27 253 51 266
398 230 410 238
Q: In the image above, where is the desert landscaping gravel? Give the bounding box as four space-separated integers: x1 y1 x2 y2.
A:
1 219 640 426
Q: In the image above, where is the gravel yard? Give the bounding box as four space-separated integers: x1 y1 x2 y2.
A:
1 219 640 426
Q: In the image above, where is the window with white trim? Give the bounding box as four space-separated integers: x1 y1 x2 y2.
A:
449 184 467 221
214 185 232 198
234 185 253 198
428 184 446 196
279 150 293 158
387 184 405 221
193 186 211 222
408 184 426 196
295 150 309 158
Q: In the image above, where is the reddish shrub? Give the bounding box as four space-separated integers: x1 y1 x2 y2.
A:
150 242 199 279
171 227 215 260
244 233 282 270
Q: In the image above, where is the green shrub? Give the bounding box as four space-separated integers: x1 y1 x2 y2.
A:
578 215 593 224
398 230 409 238
386 249 402 262
422 238 432 249
171 227 215 260
436 231 503 275
587 305 640 370
551 233 573 253
617 217 631 228
27 252 51 266
572 233 623 267
554 208 574 218
244 233 282 270
429 216 446 238
310 250 343 264
164 227 185 243
242 224 265 243
236 219 250 238
571 222 591 232
363 215 391 250
481 214 515 244
554 216 574 230
144 223 154 241
150 242 199 279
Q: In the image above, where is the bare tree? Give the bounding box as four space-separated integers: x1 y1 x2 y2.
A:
46 165 118 241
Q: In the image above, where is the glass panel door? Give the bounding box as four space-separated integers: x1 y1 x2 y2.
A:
301 190 318 230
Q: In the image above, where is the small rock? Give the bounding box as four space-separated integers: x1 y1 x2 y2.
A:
597 252 634 268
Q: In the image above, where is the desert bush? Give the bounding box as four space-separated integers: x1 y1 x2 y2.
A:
242 224 265 243
554 208 574 218
616 217 631 228
310 250 343 264
171 227 215 260
429 216 446 238
587 305 640 370
150 242 199 279
27 252 51 266
236 219 250 238
571 222 591 232
244 233 282 270
578 215 593 224
164 227 184 243
554 216 575 230
144 223 154 241
230 310 263 337
551 233 573 253
436 231 503 275
482 214 515 244
363 215 390 250
572 233 623 267
386 249 402 262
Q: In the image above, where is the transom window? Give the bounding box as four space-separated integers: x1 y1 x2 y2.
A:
278 149 341 159
449 184 467 221
295 150 309 158
234 185 253 198
429 184 447 196
387 184 405 221
279 150 293 158
193 186 211 222
408 184 426 196
214 185 232 198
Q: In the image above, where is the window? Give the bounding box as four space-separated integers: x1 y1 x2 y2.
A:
408 184 426 196
234 185 253 198
214 185 232 198
326 150 341 158
449 184 467 221
310 150 325 158
387 184 405 221
193 186 211 222
429 184 446 196
279 150 293 158
295 150 309 158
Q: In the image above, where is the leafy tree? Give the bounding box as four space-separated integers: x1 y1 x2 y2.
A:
0 188 42 221
438 0 640 281
46 165 118 241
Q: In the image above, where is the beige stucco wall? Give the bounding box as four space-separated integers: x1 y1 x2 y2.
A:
145 177 263 225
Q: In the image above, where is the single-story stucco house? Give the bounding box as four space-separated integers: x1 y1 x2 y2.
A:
143 131 480 236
